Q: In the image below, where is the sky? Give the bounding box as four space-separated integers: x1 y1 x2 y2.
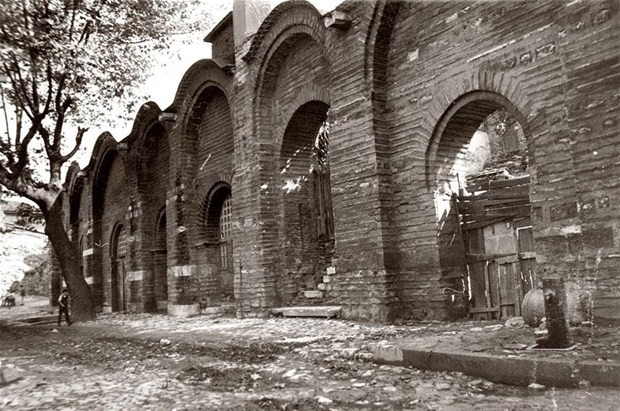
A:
75 0 342 167
0 0 343 172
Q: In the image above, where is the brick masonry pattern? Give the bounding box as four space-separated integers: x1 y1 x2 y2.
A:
55 0 620 323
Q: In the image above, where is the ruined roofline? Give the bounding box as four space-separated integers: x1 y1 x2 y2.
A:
204 11 233 43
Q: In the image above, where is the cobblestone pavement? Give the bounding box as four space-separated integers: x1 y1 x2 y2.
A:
1 309 619 410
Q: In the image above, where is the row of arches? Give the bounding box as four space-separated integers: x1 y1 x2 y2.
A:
60 0 555 321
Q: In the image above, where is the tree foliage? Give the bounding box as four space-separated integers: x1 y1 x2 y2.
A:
0 0 220 319
0 0 215 206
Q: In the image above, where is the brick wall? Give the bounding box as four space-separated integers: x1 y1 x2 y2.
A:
62 0 620 324
137 123 170 311
191 87 234 306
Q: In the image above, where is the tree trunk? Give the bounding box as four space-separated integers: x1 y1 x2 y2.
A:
44 196 96 322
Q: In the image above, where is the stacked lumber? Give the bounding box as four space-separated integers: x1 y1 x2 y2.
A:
457 172 530 231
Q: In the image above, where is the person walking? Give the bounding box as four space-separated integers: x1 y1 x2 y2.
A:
19 285 25 305
57 288 72 326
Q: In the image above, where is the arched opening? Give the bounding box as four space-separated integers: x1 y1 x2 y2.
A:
429 91 534 320
153 208 168 311
278 101 334 304
203 184 234 305
110 223 127 312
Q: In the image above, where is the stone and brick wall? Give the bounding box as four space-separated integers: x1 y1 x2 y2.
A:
56 0 620 324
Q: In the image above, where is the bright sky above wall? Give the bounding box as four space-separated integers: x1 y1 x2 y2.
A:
79 0 341 166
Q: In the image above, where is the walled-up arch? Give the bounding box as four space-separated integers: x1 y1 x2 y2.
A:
198 182 234 305
175 64 234 309
109 222 127 312
134 120 170 312
91 137 129 312
169 60 232 117
252 2 332 306
66 163 84 241
153 207 168 311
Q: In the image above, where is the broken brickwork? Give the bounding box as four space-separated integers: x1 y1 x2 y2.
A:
55 0 620 324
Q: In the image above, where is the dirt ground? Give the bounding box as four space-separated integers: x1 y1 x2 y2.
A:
1 298 619 410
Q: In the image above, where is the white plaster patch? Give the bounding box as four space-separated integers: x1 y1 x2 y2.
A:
407 49 419 62
169 265 193 277
83 248 94 257
126 270 144 281
85 277 94 285
559 224 582 235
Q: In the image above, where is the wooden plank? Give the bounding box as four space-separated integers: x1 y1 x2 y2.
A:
468 262 488 311
488 262 499 319
495 255 519 265
519 258 537 294
467 175 530 191
458 195 529 205
499 263 516 318
466 253 515 262
461 217 510 231
469 306 500 313
460 209 531 220
460 204 531 214
458 187 530 201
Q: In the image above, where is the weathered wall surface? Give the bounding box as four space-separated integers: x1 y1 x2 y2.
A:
57 0 620 324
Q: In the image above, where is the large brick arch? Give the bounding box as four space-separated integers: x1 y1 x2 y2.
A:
170 59 232 125
252 2 331 160
251 0 330 121
135 120 170 312
125 102 164 147
244 0 328 64
91 141 126 312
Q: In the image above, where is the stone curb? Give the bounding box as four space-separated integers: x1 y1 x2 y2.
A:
372 345 620 388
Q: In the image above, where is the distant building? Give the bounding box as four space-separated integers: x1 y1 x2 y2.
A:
57 0 620 324
0 197 45 233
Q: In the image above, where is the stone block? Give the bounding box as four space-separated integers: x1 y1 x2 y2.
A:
277 306 341 318
326 266 336 275
167 303 200 317
304 290 324 299
323 275 331 283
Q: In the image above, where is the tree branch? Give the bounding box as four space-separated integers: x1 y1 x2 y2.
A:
0 86 14 164
10 55 36 115
38 122 53 154
15 106 23 146
68 0 77 41
59 126 87 163
42 62 53 115
11 117 42 176
3 62 34 120
31 54 39 111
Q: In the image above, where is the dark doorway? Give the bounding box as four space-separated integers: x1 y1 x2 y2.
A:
110 223 126 312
